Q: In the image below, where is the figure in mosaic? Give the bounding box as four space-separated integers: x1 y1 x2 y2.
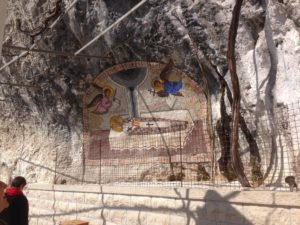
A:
152 59 183 97
87 85 115 114
110 115 124 132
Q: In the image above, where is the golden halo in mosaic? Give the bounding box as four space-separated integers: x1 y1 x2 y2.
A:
103 85 115 98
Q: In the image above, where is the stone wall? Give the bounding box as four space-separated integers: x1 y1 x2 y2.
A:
1 0 300 186
26 184 300 225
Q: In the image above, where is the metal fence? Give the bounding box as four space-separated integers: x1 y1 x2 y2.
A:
55 101 300 191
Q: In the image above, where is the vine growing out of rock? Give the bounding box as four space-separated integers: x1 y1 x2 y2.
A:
216 81 237 182
227 0 251 187
173 1 263 186
211 63 263 185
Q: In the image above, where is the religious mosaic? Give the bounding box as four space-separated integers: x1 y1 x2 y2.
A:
83 61 210 163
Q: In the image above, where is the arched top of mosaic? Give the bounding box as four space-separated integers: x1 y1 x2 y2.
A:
83 61 207 133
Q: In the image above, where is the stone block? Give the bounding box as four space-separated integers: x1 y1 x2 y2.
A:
109 194 131 207
76 203 89 212
76 209 91 220
205 202 244 224
147 212 170 225
68 202 77 211
243 206 290 225
85 193 100 205
88 208 103 220
38 217 55 225
131 196 152 208
35 198 45 208
105 222 118 225
55 191 65 201
28 200 37 208
29 207 39 215
189 200 207 220
274 192 300 207
108 209 127 224
29 218 38 225
186 188 208 200
57 215 78 222
290 208 300 225
54 216 66 224
138 211 148 225
62 192 74 201
174 199 206 219
102 194 114 206
37 208 55 215
43 199 54 210
100 208 110 220
152 197 176 209
169 215 189 225
56 201 69 212
74 192 85 203
125 210 148 225
38 191 54 200
127 186 179 199
122 210 139 225
186 218 198 225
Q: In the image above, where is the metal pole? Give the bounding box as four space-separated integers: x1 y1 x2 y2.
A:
75 0 148 55
0 50 32 71
0 81 38 89
49 0 78 29
180 125 183 187
3 45 111 59
99 140 102 185
210 119 216 185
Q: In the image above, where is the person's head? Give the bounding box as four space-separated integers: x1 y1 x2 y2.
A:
11 176 27 190
152 79 164 92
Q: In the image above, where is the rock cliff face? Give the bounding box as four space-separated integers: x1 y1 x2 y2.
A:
0 0 299 184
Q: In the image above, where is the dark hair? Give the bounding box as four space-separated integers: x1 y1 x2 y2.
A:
11 176 27 188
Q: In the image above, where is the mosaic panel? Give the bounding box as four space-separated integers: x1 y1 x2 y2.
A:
83 61 209 164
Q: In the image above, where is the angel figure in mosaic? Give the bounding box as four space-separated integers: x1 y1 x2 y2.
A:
151 59 183 97
87 85 116 114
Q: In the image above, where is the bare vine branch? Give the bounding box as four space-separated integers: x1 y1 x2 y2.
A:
227 0 251 187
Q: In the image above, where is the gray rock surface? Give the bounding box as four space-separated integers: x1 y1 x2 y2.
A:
0 0 299 184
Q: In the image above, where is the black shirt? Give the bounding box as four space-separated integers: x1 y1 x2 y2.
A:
0 194 29 225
